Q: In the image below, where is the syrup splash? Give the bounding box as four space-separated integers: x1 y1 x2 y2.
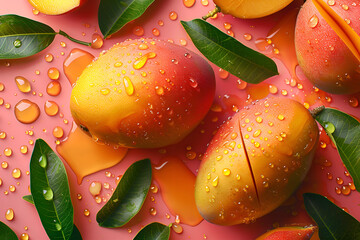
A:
63 48 94 86
56 124 128 184
153 157 203 226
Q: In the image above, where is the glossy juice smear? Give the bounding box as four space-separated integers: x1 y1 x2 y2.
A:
56 124 128 184
63 48 95 86
153 157 203 226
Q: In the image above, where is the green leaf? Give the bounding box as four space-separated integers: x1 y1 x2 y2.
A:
69 225 82 240
0 15 56 59
30 139 74 240
304 193 360 239
315 108 360 191
98 0 155 38
181 19 279 84
0 221 17 240
133 222 171 240
96 159 152 228
23 194 34 204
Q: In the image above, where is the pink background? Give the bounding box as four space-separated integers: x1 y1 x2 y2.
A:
0 0 359 239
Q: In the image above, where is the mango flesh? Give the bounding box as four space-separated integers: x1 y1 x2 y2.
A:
295 0 360 94
70 39 215 148
195 98 319 225
28 0 85 15
214 0 294 19
256 226 317 240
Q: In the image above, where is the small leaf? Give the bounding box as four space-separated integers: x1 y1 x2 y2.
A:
96 159 152 228
0 221 17 240
181 19 279 84
98 0 155 38
315 108 360 191
304 193 360 239
0 15 56 59
30 139 74 240
133 222 171 240
23 194 34 204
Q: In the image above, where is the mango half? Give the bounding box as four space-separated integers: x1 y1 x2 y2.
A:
70 39 215 148
195 98 319 225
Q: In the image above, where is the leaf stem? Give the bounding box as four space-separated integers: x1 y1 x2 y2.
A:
202 6 221 20
58 30 91 46
310 105 325 118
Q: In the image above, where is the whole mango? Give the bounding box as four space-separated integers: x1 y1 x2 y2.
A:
295 0 360 94
195 98 319 225
70 39 215 148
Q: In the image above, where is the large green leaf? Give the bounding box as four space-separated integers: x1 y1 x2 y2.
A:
133 222 171 240
98 0 155 38
181 19 279 84
22 194 82 240
0 15 56 59
0 221 17 240
30 139 74 240
96 159 152 228
315 108 360 191
304 193 360 239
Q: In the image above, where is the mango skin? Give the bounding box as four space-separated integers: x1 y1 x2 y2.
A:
195 98 319 225
295 0 360 94
70 39 215 148
28 0 86 15
214 0 293 19
256 226 317 240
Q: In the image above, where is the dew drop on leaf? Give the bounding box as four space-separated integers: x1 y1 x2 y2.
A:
324 122 335 134
43 187 54 201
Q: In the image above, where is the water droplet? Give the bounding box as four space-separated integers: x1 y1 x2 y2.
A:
39 154 47 168
309 15 319 28
132 26 144 36
277 114 285 121
150 207 157 216
84 209 90 216
123 76 134 96
20 233 29 240
243 33 252 41
169 11 178 20
5 208 14 221
155 86 165 96
14 99 40 124
327 0 335 6
324 122 335 134
152 28 160 36
12 168 21 179
55 222 62 231
133 52 157 70
45 53 54 62
212 176 219 187
4 148 12 157
222 168 231 176
89 181 102 196
2 161 9 169
44 100 59 116
172 223 183 233
48 67 60 80
43 187 54 200
13 39 22 48
91 33 103 49
253 130 261 137
100 88 110 95
53 126 64 138
46 81 61 96
15 76 32 93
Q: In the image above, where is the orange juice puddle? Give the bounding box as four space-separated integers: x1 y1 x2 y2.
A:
153 157 203 226
56 123 128 184
255 5 301 81
63 48 94 86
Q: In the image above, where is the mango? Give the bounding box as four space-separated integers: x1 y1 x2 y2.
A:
214 0 294 19
195 98 319 225
295 0 360 94
256 226 317 240
28 0 86 15
70 39 215 148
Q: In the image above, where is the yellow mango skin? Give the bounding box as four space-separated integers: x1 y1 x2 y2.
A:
214 0 294 19
195 118 260 225
70 39 215 148
28 0 84 15
195 98 319 225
